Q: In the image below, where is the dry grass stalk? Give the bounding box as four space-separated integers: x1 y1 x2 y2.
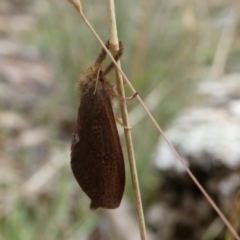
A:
107 0 147 240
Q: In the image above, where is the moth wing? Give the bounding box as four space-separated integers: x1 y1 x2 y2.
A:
71 90 125 209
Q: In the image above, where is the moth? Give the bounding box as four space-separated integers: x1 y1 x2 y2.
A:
71 41 125 209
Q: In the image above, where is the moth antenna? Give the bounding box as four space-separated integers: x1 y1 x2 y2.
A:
102 41 123 76
93 68 101 95
95 40 110 64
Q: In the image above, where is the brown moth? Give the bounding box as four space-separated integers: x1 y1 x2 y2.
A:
71 41 125 209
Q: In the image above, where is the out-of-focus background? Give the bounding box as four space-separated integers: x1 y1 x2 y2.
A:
1 0 240 239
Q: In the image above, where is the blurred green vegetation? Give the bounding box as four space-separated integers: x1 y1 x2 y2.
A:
1 0 240 239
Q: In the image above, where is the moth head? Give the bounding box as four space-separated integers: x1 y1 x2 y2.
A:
79 63 103 92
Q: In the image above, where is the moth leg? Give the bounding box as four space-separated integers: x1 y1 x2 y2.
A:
115 116 131 129
95 40 110 64
124 92 138 101
111 89 138 102
102 41 123 76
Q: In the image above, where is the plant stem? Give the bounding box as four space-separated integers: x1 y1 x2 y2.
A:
107 1 148 240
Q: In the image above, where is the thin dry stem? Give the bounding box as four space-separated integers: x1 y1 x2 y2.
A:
68 0 82 13
67 1 240 239
102 199 155 240
107 0 118 46
107 1 147 240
